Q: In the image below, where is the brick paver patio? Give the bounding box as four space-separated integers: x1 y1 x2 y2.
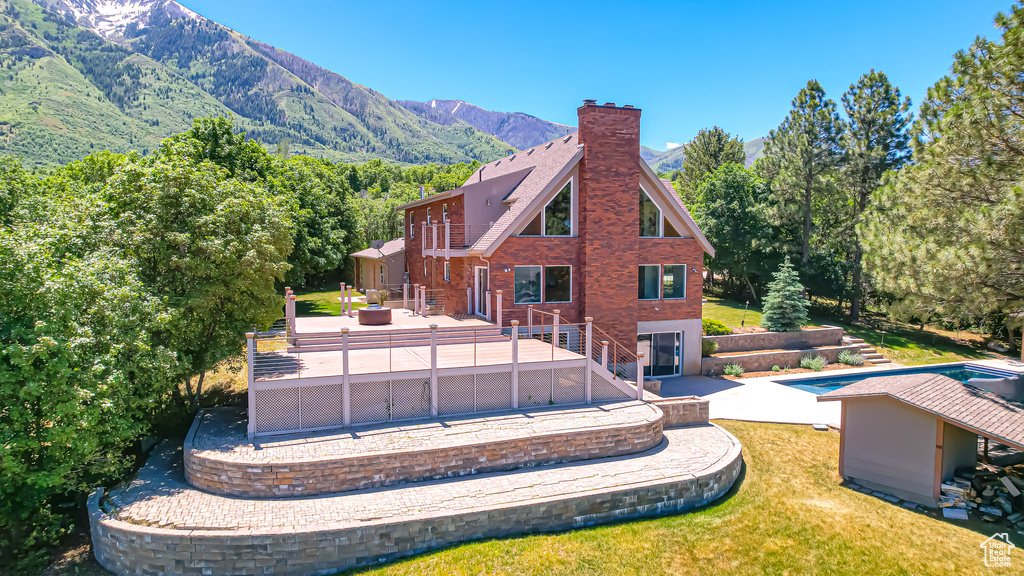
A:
108 424 738 531
191 401 658 464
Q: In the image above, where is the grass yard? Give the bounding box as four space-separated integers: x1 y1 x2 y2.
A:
294 288 369 317
335 421 1018 576
51 421 1017 575
702 296 1001 366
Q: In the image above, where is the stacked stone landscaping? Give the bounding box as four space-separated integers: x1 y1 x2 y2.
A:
702 325 865 375
89 398 742 576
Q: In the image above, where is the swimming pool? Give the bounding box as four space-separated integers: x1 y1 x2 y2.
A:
775 363 1019 394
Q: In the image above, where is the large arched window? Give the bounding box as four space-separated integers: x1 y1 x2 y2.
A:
639 187 661 237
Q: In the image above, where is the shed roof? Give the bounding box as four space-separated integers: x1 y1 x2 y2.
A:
818 373 1024 450
350 238 405 259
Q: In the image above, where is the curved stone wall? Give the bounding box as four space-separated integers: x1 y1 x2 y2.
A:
185 404 665 497
90 425 743 576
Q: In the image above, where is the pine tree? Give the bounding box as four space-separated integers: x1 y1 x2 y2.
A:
760 256 809 332
842 70 912 321
759 80 845 263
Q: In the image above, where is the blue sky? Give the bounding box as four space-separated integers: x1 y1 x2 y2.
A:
185 0 1009 151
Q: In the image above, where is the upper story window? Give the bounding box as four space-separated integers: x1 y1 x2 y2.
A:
427 207 432 224
514 265 572 304
442 204 448 223
639 187 661 237
638 265 661 300
519 181 573 237
409 212 415 238
662 265 687 299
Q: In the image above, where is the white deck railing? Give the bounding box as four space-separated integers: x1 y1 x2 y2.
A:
245 317 642 438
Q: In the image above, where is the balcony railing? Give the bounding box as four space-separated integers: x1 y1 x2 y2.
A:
421 222 492 257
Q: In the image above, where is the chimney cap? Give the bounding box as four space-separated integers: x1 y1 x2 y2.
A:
582 99 597 106
603 102 616 107
623 104 635 109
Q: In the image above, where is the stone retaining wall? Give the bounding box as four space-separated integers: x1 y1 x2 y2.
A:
649 396 709 427
705 325 844 354
89 429 742 576
701 344 862 375
185 407 665 498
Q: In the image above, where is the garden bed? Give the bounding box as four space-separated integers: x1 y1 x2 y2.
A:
723 363 859 380
701 344 863 375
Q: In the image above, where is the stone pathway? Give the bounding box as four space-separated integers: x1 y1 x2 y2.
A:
108 424 738 532
192 401 658 464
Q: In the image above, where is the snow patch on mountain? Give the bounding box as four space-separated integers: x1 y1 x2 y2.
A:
35 0 201 39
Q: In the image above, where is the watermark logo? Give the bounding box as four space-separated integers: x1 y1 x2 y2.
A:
980 533 1015 568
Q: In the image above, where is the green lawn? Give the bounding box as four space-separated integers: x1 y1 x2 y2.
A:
702 296 998 366
293 288 369 317
333 421 1016 576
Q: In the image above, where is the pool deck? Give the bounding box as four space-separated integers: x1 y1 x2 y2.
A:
659 358 1024 429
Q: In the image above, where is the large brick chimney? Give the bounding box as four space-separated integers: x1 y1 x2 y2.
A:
577 101 642 351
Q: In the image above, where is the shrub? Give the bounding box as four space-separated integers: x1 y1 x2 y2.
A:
837 349 866 366
723 363 745 376
701 339 719 357
702 318 733 336
771 365 781 372
799 354 827 371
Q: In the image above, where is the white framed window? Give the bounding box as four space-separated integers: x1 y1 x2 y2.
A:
442 204 448 223
423 260 427 276
409 211 415 238
443 261 451 281
662 265 687 299
638 265 661 300
639 186 662 238
380 265 384 284
544 265 572 303
518 180 574 237
513 265 572 303
427 206 431 224
514 266 542 304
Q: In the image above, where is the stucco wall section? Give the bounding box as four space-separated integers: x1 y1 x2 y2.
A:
941 422 978 484
842 396 938 503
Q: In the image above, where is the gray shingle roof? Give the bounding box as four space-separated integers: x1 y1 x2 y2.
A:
818 373 1024 450
350 238 405 259
465 133 584 254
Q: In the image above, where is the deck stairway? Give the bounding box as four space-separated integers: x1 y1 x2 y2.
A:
288 324 506 353
842 336 891 365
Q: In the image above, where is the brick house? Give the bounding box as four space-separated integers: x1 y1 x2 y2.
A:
398 101 714 377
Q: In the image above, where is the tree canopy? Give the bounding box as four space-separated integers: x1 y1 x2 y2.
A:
674 127 746 205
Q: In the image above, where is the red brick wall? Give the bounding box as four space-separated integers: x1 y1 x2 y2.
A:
578 103 642 347
636 238 705 322
489 236 584 327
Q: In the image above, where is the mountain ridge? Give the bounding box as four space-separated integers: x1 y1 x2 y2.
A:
398 99 575 150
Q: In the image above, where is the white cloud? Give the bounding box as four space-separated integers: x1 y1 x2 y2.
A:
665 142 682 150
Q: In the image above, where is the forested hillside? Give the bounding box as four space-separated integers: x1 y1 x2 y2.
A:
0 0 511 165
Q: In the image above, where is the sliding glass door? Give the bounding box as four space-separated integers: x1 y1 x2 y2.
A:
637 332 681 377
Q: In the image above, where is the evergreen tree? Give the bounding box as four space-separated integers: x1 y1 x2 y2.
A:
760 256 809 332
860 4 1024 352
760 80 845 263
842 70 912 321
675 126 746 205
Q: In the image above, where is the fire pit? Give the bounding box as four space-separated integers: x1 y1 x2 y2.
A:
358 306 392 325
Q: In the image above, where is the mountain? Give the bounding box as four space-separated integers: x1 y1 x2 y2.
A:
645 137 766 173
398 99 574 150
0 0 511 165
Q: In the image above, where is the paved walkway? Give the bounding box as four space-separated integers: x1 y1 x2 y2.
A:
108 424 738 531
192 401 657 465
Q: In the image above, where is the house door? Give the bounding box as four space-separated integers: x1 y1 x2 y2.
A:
474 266 488 317
638 332 681 377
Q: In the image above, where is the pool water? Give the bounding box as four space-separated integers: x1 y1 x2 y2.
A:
777 363 1017 394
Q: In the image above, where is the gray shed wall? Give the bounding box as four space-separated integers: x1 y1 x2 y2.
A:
843 397 937 504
